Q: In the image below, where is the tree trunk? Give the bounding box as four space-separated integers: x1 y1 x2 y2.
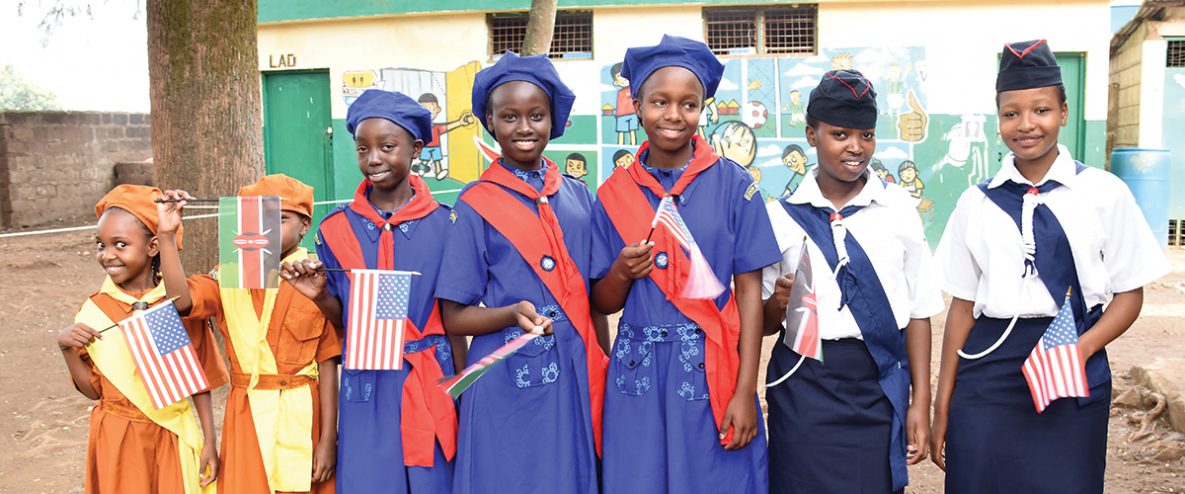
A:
147 0 263 273
522 0 557 56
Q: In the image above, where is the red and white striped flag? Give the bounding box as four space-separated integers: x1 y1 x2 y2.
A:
119 301 209 409
346 269 413 370
651 195 725 299
1022 289 1089 413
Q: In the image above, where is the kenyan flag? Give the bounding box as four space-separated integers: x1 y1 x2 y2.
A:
218 196 282 289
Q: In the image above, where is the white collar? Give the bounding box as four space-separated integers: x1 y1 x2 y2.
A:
787 166 891 210
988 144 1078 190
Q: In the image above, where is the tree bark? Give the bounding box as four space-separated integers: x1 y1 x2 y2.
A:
147 0 263 272
522 0 557 56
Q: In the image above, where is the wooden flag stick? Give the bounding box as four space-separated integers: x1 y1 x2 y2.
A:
153 197 220 203
315 268 422 276
95 296 181 334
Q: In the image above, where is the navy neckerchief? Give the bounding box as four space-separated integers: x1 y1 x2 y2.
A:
781 199 911 491
976 160 1110 401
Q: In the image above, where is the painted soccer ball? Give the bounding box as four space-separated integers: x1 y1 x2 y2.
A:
743 101 769 129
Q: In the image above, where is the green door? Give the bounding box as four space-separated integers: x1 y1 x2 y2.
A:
262 70 333 250
1055 53 1085 160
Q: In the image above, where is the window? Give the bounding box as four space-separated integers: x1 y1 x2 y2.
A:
1168 40 1185 68
704 5 817 56
488 10 593 60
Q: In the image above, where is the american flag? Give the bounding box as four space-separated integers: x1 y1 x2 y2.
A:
1021 289 1089 413
119 301 209 409
346 269 413 370
650 196 725 299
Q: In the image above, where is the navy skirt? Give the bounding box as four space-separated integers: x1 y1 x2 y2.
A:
947 316 1110 493
766 338 899 494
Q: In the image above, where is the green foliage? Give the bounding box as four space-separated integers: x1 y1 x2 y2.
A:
0 65 60 111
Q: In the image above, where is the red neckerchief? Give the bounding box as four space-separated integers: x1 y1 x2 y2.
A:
460 158 608 457
626 134 719 197
346 174 439 271
599 135 744 446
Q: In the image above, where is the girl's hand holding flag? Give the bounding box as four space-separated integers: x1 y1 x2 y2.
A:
281 259 329 301
512 300 554 336
610 240 655 281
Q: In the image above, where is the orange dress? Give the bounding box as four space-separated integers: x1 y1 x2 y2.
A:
189 275 341 494
76 288 229 494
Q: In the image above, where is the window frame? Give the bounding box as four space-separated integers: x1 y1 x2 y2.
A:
487 10 594 61
702 4 818 58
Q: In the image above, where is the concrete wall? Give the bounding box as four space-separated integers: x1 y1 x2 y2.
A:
257 0 1112 246
0 112 152 229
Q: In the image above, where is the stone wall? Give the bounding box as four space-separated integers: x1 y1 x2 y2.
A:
0 112 152 229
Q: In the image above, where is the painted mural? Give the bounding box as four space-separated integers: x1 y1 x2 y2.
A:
339 48 1028 245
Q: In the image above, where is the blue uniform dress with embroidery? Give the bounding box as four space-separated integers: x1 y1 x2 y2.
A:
435 161 599 494
315 195 456 494
592 154 780 494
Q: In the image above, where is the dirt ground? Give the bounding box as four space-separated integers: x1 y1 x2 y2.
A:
1 229 1183 493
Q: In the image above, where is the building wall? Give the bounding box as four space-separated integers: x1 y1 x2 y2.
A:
257 0 1111 245
0 112 153 228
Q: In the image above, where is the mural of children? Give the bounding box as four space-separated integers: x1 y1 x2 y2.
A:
898 160 934 223
784 89 806 128
831 52 854 70
781 144 808 196
871 158 896 184
611 63 638 146
710 120 757 168
612 149 635 169
698 96 719 138
565 152 589 183
414 92 476 180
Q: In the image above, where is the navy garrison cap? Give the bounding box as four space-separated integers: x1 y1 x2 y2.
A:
996 39 1062 92
806 69 878 129
346 89 433 142
472 51 575 139
621 35 724 99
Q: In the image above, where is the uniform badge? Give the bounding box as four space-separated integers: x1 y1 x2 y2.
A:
541 255 557 271
450 210 458 223
655 251 669 269
314 232 323 246
744 182 759 201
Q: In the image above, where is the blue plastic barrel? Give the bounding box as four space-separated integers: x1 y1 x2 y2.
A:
1110 148 1171 248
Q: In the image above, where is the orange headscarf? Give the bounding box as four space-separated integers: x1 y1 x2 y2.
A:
238 174 314 218
94 184 182 250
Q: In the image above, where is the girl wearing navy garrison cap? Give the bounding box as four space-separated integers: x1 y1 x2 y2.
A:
591 35 780 493
285 89 465 493
933 39 1168 493
435 52 608 494
760 69 943 494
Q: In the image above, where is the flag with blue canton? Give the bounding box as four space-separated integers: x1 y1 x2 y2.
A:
346 269 416 370
119 300 209 409
1022 288 1089 413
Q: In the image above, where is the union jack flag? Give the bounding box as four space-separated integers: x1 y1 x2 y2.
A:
1022 289 1089 413
119 301 209 409
346 270 413 370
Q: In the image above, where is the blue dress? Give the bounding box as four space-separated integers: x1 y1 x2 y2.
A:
591 156 780 493
435 162 600 494
316 199 456 494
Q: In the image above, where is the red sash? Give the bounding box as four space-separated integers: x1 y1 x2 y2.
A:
459 158 608 457
597 135 741 445
320 175 456 467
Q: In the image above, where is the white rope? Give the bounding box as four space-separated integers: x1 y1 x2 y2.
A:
0 189 464 239
1020 190 1039 277
765 353 806 387
830 215 850 278
957 274 1035 360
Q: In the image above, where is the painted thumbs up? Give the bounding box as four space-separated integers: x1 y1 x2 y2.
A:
897 90 928 143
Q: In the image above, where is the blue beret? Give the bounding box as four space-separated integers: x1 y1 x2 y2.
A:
997 39 1062 92
621 35 724 100
346 89 434 142
472 51 575 140
806 69 878 129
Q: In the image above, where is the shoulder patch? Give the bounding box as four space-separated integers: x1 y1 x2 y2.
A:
450 210 457 223
315 231 323 246
744 181 760 201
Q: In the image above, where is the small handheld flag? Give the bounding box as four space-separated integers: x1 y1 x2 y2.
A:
218 195 283 289
782 240 822 362
651 195 725 299
119 300 209 409
1022 288 1089 413
439 329 543 398
345 269 414 370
